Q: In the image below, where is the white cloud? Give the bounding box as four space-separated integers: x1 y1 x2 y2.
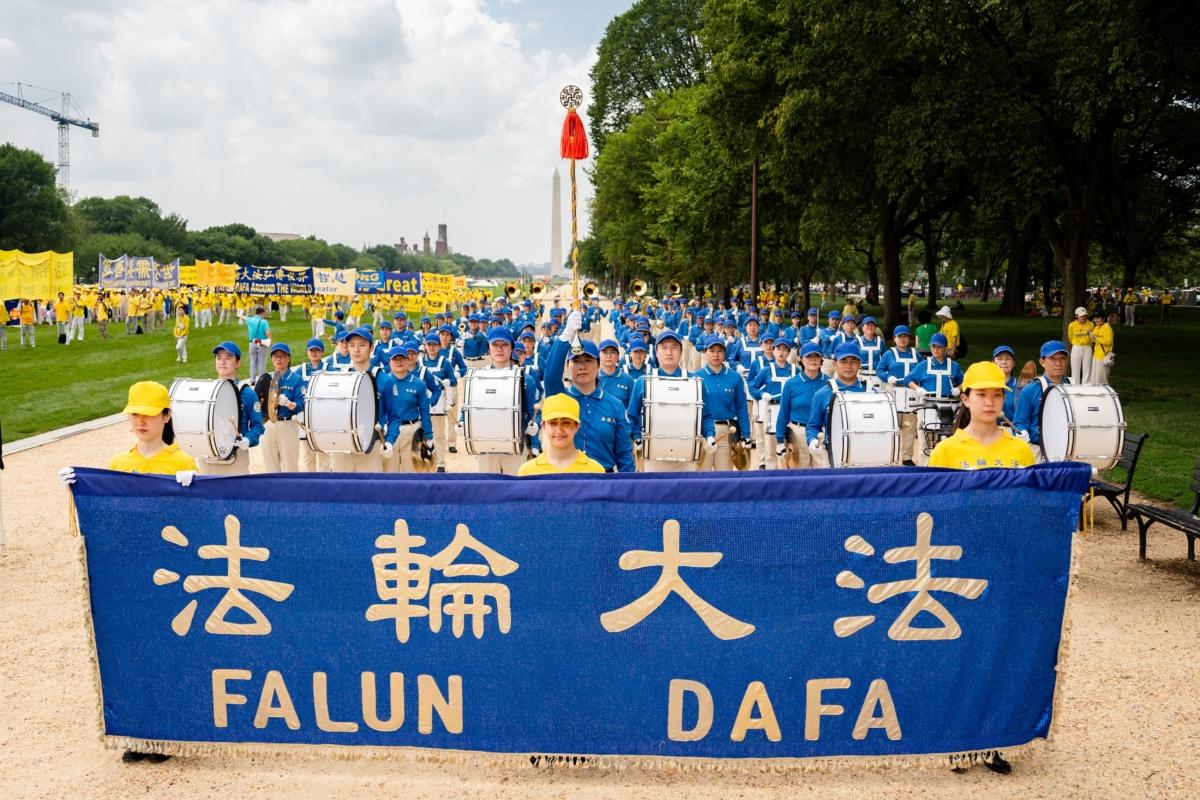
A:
0 0 601 264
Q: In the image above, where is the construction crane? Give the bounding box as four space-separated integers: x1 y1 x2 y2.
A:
0 82 99 191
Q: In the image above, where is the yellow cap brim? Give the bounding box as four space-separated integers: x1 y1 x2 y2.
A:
964 381 1011 392
123 403 168 416
542 412 580 424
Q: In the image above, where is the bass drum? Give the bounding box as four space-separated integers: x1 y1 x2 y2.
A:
462 368 525 456
1039 383 1125 470
642 375 703 463
826 392 899 468
303 371 378 454
170 379 239 460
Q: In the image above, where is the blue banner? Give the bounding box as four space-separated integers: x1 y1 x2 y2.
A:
355 270 385 294
98 254 151 289
382 271 421 295
72 465 1088 763
234 265 315 296
153 258 180 290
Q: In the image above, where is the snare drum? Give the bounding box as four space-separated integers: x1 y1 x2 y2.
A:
826 392 899 468
303 371 378 454
918 399 959 433
891 386 922 413
642 375 703 463
430 386 447 415
1039 383 1125 470
169 378 239 460
461 368 525 456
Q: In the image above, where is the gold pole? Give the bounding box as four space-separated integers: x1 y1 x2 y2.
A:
570 141 580 311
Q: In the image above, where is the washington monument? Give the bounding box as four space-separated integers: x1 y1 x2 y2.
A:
550 167 563 277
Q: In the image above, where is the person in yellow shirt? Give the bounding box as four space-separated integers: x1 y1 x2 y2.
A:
18 299 37 347
52 292 73 345
518 394 606 476
1121 288 1137 326
928 362 1035 470
935 305 961 357
94 294 110 339
1066 306 1094 384
1160 289 1173 323
1090 309 1116 385
173 305 190 362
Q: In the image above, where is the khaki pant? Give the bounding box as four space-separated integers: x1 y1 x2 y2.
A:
331 450 383 473
298 440 330 472
199 448 250 475
898 412 918 463
429 415 448 468
785 424 827 468
465 357 488 369
444 386 459 449
699 423 736 472
381 423 421 473
475 453 526 474
261 419 300 472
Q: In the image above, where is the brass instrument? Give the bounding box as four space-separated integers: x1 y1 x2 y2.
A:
667 280 682 296
582 281 599 299
504 281 522 299
529 280 546 299
630 278 648 297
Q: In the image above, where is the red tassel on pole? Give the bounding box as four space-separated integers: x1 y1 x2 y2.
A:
560 108 589 160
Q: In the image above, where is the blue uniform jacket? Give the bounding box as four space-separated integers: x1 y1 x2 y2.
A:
698 364 751 441
267 369 306 421
461 330 488 359
598 368 635 408
378 371 433 444
876 347 920 384
776 372 824 442
906 357 964 397
806 378 866 444
1014 375 1069 444
236 383 265 446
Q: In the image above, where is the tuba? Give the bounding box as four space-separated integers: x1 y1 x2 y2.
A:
504 281 522 299
529 280 546 300
667 280 682 296
582 281 599 299
630 278 648 297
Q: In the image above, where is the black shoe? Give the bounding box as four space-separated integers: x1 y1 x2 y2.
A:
983 752 1012 775
143 754 173 764
903 459 916 466
436 466 445 473
121 750 146 763
448 446 457 453
758 465 766 470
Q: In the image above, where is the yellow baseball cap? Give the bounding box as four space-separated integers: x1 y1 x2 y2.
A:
961 361 1011 392
122 381 172 416
541 393 581 424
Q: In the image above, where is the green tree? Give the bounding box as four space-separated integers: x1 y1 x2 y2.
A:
0 144 75 251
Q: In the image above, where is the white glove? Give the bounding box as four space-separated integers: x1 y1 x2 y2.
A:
530 446 541 457
808 439 823 455
557 310 583 341
525 420 539 437
776 443 787 457
58 466 76 487
280 396 296 410
887 376 898 385
1015 429 1030 443
951 387 961 397
233 436 249 450
704 437 718 454
381 442 395 459
811 335 820 344
175 470 195 487
441 378 451 389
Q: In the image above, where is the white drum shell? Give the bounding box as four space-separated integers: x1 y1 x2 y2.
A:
304 371 378 454
642 376 703 462
170 379 239 460
462 368 524 455
892 386 921 413
1040 384 1125 470
827 392 899 468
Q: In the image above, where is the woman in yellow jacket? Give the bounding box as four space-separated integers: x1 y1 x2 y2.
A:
928 361 1035 470
1089 309 1116 385
1066 306 1094 384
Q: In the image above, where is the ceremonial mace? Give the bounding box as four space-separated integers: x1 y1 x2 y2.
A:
559 84 588 355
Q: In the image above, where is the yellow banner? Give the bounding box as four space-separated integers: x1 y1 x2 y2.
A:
179 264 197 285
401 295 425 313
453 275 467 290
0 249 74 298
194 260 237 289
421 272 453 294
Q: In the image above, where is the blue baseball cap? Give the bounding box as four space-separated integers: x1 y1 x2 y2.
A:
892 325 911 336
424 333 440 345
392 311 407 320
1040 340 1069 358
269 342 291 356
800 342 822 357
387 346 407 361
438 324 456 335
807 307 818 316
636 321 651 331
333 330 349 342
842 315 858 324
379 320 393 330
655 330 683 346
487 327 514 344
420 316 430 324
828 310 841 319
704 334 727 350
993 344 1016 358
513 342 526 356
346 327 373 344
833 342 862 361
212 340 242 359
860 315 876 326
599 338 620 352
930 333 948 347
628 340 648 353
518 330 536 340
568 340 601 361
491 314 506 324
773 338 792 349
791 311 803 319
334 310 344 319
403 343 420 355
306 338 325 351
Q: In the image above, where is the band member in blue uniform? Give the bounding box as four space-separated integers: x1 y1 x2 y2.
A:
805 341 867 464
991 344 1020 423
698 334 752 471
598 338 635 407
775 341 827 468
294 337 328 472
461 314 489 367
198 340 264 476
460 326 539 474
377 345 435 474
323 329 353 371
855 316 885 378
905 333 964 399
627 330 703 473
877 324 921 464
259 342 306 473
749 338 798 468
818 310 841 375
1013 340 1071 460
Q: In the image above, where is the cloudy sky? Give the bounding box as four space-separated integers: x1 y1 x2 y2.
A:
0 0 632 265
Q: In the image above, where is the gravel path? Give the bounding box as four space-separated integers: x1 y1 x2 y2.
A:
1 420 1198 799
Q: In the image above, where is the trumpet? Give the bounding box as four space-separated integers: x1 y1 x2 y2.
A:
667 280 682 296
529 280 546 299
582 281 599 299
630 278 648 297
504 281 522 299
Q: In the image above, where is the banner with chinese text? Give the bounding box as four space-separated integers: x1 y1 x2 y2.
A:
313 268 357 296
72 464 1088 764
234 265 314 296
0 249 74 297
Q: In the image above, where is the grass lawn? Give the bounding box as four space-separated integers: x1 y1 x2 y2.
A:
2 303 1196 506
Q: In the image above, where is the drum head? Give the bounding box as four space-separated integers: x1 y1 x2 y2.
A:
211 380 239 458
354 372 378 453
1039 384 1071 463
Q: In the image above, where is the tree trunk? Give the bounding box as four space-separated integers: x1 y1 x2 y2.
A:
1120 257 1138 295
879 203 904 333
749 158 760 308
1000 224 1035 316
1040 247 1053 310
921 220 940 309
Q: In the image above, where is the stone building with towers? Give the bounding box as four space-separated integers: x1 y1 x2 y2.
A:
392 225 450 257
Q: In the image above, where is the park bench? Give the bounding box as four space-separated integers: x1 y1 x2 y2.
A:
1127 458 1200 561
1091 432 1149 530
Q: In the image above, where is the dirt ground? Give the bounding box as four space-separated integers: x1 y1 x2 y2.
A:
2 420 1199 800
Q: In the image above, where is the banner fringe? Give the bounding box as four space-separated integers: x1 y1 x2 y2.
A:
100 735 1040 773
